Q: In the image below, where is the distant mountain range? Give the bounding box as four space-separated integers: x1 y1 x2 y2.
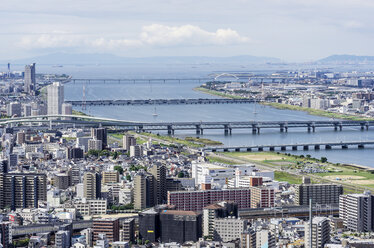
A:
317 55 374 64
2 53 282 65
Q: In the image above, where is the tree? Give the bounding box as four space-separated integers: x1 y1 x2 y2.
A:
114 165 124 175
178 172 185 178
321 157 328 163
126 174 132 181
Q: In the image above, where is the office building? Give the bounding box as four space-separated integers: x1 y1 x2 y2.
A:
83 172 101 200
129 145 142 157
339 192 373 232
149 164 167 204
134 171 155 210
74 199 107 216
123 134 136 151
67 147 84 160
0 173 47 210
256 229 276 248
192 162 235 188
0 160 8 174
160 210 202 243
62 103 72 115
214 217 247 242
7 154 18 168
47 82 64 115
23 104 32 117
168 188 251 211
88 139 102 151
102 171 119 184
203 201 238 237
16 131 26 145
80 228 93 247
54 173 70 190
240 228 256 248
24 63 36 93
119 218 135 242
93 219 120 243
305 217 330 248
55 230 70 248
91 128 107 149
250 186 275 208
295 183 343 206
71 167 81 185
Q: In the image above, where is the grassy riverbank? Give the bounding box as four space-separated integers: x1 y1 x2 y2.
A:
262 102 374 121
194 87 247 99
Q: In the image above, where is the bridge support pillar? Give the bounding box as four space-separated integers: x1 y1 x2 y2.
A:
246 148 252 152
281 146 286 151
366 124 369 131
167 125 174 135
252 124 257 134
212 149 216 152
257 127 260 133
235 148 240 152
339 125 342 131
280 124 284 132
292 146 297 151
326 145 332 150
307 124 311 132
342 145 348 149
303 145 309 150
312 126 315 132
270 146 274 151
314 145 320 150
229 128 232 135
200 129 204 135
360 123 365 131
285 126 288 132
258 147 263 151
358 144 364 149
334 124 338 131
196 125 201 135
224 125 229 135
224 148 228 152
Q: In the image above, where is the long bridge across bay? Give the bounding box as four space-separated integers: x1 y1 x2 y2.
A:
65 98 257 106
203 140 374 152
1 115 374 135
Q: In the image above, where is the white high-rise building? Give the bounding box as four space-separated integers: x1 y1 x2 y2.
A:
47 82 64 115
305 217 330 248
339 192 373 232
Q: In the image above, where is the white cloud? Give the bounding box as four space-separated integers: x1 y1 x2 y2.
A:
18 24 250 50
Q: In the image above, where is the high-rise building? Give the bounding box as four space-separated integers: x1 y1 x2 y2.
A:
240 228 256 248
160 210 202 243
71 167 81 185
203 201 238 238
93 219 120 243
62 103 72 115
129 145 142 157
91 128 107 149
88 139 103 151
54 173 70 190
214 217 247 242
134 171 155 210
305 217 330 248
250 186 275 209
123 135 136 151
149 164 167 204
7 102 21 117
55 230 70 248
339 192 373 232
16 131 26 145
47 82 64 115
295 183 343 206
67 147 84 160
0 173 47 210
0 160 8 174
255 229 276 248
138 208 160 242
102 171 119 184
0 222 11 248
23 104 32 117
24 63 36 93
119 218 135 242
83 172 101 200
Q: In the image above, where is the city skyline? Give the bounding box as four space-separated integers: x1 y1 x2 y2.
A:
1 0 374 61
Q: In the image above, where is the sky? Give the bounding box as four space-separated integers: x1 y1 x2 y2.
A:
1 0 374 61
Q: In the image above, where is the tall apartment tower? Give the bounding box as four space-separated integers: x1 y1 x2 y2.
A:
0 173 47 210
339 192 373 232
47 82 64 115
24 63 36 93
134 171 156 210
149 164 167 204
91 128 107 149
123 134 136 150
305 217 331 248
83 172 102 200
295 183 343 206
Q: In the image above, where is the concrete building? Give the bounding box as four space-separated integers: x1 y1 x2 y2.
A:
16 131 26 145
214 217 247 242
192 162 235 188
24 63 36 93
295 183 343 206
74 199 107 216
91 128 107 149
62 103 72 116
7 102 21 117
54 173 70 190
93 219 120 243
250 186 275 209
339 192 373 232
129 145 142 158
149 164 167 204
47 82 64 115
23 104 32 117
240 229 256 248
255 229 276 248
134 171 155 210
123 134 136 151
102 171 119 184
88 139 103 151
203 201 238 238
0 222 11 248
55 230 70 248
305 217 331 248
119 218 135 242
0 173 47 210
138 208 160 242
83 172 101 200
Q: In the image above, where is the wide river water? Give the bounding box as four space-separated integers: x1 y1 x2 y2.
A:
30 64 374 167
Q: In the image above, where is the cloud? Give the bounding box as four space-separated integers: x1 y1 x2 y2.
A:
18 24 250 50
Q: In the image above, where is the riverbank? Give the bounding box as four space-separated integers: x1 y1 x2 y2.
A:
195 86 374 121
